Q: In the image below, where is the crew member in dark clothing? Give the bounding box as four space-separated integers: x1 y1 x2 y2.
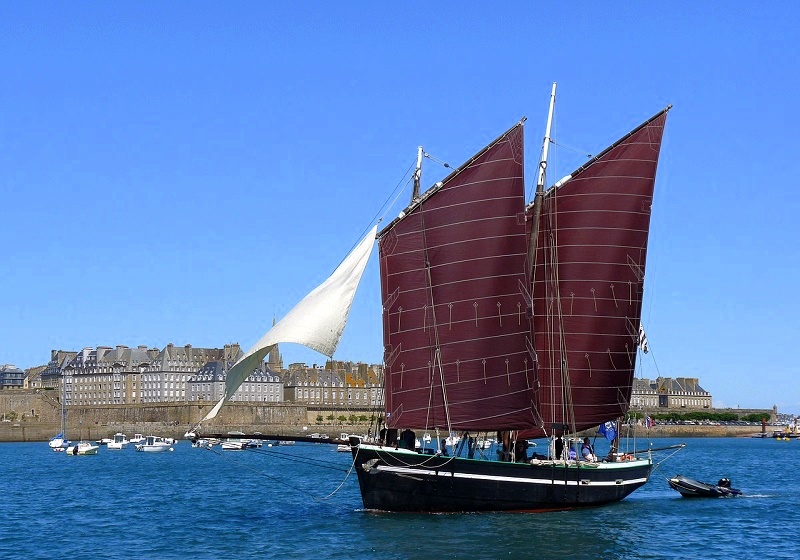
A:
554 434 565 460
400 428 415 450
514 439 529 462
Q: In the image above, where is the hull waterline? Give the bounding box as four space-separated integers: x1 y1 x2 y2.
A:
351 443 651 513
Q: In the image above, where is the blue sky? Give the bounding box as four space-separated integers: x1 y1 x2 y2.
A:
2 3 798 414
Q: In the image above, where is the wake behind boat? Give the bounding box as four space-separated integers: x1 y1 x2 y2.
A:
190 84 674 512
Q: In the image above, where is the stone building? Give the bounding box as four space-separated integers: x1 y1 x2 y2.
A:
22 365 46 389
38 350 79 390
282 361 383 407
68 345 159 405
187 361 283 403
631 378 659 409
23 341 383 408
50 343 242 406
139 343 242 403
630 376 712 411
0 365 24 389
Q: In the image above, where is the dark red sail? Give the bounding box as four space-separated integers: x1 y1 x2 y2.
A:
379 122 539 431
530 109 669 436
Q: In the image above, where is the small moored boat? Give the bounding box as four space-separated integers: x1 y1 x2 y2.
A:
221 431 248 450
668 475 742 498
135 435 173 453
49 433 69 452
107 433 129 450
65 441 100 456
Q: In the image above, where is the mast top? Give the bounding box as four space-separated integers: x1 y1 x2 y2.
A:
411 146 423 202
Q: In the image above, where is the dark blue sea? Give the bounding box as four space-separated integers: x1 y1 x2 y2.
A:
3 437 798 559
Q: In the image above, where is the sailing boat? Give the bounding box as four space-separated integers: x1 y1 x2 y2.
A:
349 85 670 512
49 380 69 452
193 84 671 512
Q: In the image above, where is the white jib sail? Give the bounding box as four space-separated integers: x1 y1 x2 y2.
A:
200 225 378 423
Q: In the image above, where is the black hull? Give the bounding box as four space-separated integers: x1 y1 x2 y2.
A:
351 444 652 513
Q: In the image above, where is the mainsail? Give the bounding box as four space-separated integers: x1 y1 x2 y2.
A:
530 109 669 435
378 108 669 436
200 225 377 422
379 123 539 431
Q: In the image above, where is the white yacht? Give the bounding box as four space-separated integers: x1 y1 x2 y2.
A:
134 435 173 453
65 441 99 455
107 433 129 450
49 433 69 452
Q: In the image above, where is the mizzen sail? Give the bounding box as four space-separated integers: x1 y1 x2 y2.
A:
379 123 539 431
200 226 377 422
530 109 669 435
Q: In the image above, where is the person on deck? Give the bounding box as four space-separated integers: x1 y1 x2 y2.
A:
554 435 564 460
581 437 596 461
400 428 415 450
514 439 529 462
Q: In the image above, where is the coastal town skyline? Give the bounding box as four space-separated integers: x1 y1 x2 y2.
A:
0 340 770 418
10 341 772 433
2 4 798 415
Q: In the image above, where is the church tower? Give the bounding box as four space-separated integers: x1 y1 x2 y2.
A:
266 315 283 372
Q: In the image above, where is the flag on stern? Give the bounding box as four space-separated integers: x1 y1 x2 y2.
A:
638 324 649 354
598 421 617 442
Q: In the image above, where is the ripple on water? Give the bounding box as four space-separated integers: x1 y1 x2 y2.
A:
3 438 800 560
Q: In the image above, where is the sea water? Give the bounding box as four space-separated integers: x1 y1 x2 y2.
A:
2 437 799 560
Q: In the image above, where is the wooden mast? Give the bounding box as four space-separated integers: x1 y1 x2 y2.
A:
526 82 557 280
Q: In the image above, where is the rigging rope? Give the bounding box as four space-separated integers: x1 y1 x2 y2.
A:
550 139 592 159
196 443 358 503
651 444 686 479
372 159 416 230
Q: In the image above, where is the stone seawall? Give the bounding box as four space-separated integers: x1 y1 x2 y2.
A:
0 390 777 442
0 390 375 442
619 424 769 439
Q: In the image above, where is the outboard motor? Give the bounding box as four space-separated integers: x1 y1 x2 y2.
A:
717 478 731 488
